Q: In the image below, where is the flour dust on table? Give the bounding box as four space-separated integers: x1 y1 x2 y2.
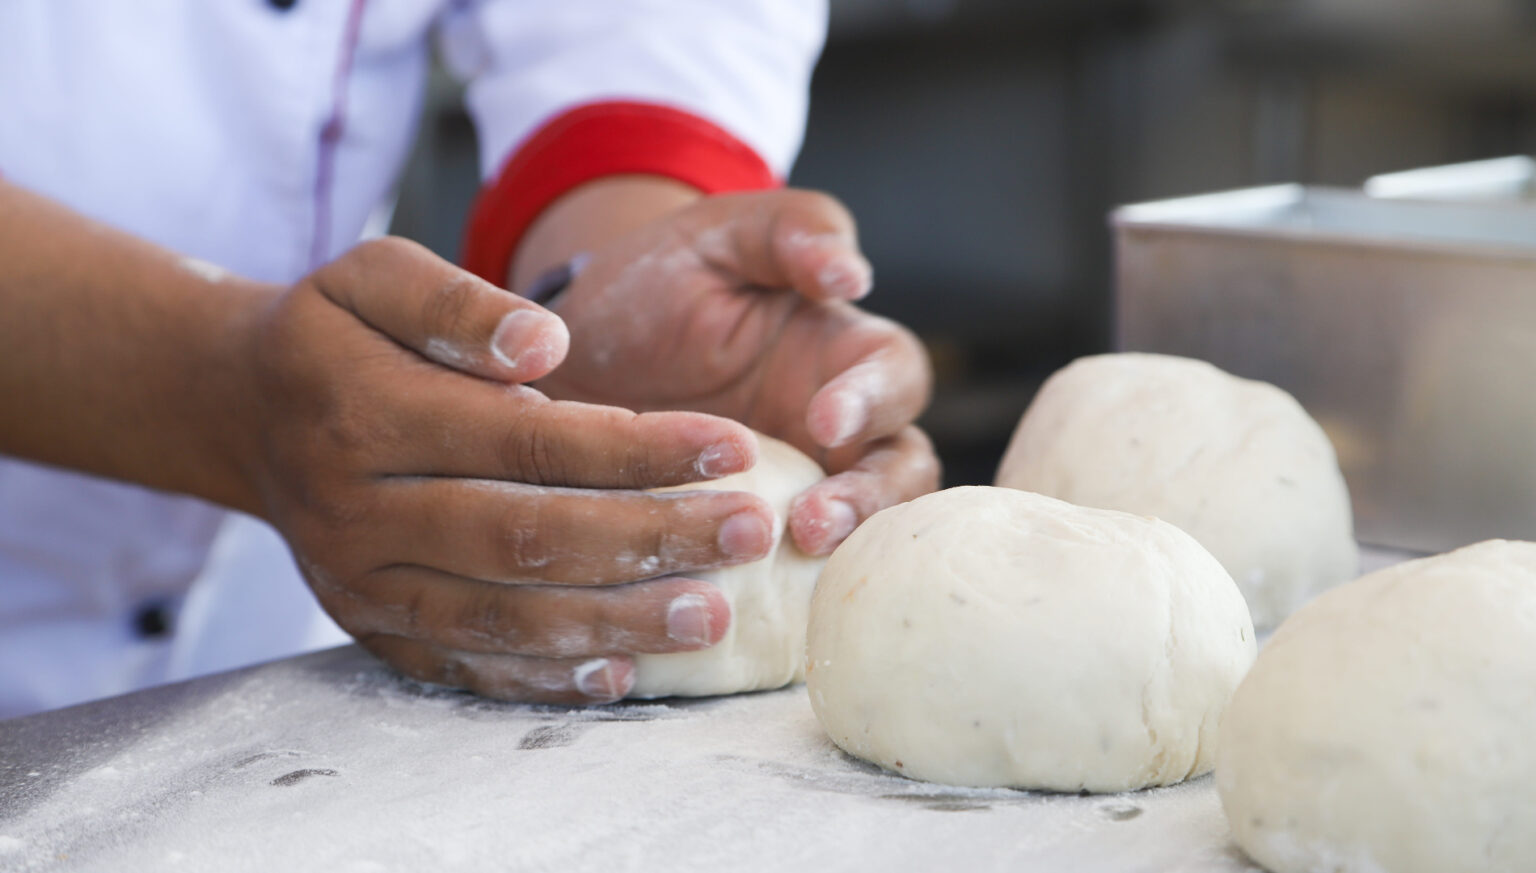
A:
0 644 1270 872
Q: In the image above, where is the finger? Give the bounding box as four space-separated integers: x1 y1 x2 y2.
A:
788 426 942 556
376 478 775 585
359 634 636 705
330 567 731 657
686 190 874 302
316 236 569 383
805 324 933 449
286 286 760 488
383 379 759 486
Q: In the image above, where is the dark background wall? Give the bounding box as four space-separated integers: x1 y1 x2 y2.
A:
389 0 1536 486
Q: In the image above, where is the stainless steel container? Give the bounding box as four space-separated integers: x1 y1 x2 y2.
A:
1365 156 1536 202
1113 185 1536 553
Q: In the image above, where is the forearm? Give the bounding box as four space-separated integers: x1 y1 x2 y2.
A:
508 175 700 296
0 180 269 512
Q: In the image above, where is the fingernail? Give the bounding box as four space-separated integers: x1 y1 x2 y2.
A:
818 255 873 301
574 658 623 699
696 440 747 478
718 510 772 559
666 593 714 646
823 500 859 548
491 309 568 374
827 392 869 447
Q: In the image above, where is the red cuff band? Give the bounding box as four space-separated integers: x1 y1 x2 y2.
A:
461 101 782 286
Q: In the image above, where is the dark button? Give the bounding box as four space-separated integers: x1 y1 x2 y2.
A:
134 602 174 639
268 0 298 10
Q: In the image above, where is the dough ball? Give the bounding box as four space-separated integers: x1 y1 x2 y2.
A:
630 433 826 698
996 353 1357 630
1217 540 1536 873
806 486 1256 791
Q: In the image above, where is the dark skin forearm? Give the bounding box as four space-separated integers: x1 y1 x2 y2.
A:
0 179 270 513
0 178 766 704
0 171 937 704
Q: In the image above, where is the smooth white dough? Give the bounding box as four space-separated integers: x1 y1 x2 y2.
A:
1218 540 1536 873
995 353 1358 630
630 434 825 698
806 486 1256 791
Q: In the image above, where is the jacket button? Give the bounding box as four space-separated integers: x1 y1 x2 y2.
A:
134 602 175 640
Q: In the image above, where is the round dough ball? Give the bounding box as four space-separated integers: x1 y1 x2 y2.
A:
996 353 1357 630
806 486 1256 791
630 433 826 698
1217 540 1536 873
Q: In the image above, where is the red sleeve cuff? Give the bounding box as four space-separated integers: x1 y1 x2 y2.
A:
461 101 782 286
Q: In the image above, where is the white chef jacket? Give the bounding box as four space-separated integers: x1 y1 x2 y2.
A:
0 0 824 718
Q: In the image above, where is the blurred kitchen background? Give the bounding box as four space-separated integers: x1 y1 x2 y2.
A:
389 0 1536 485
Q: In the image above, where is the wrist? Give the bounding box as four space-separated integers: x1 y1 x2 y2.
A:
462 101 781 292
0 181 285 514
188 276 284 517
508 175 701 295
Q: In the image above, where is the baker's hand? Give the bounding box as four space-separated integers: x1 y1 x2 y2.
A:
535 189 941 555
244 237 776 704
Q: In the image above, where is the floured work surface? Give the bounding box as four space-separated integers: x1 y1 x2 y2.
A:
0 646 1258 873
2 545 1416 872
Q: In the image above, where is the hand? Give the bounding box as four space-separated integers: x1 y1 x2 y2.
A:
242 237 782 704
534 189 941 555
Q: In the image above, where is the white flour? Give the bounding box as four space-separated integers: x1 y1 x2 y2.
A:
177 257 229 284
0 647 1263 873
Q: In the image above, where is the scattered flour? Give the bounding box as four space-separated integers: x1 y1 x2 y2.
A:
177 257 229 284
0 645 1267 873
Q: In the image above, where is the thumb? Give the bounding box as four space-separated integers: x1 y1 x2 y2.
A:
314 237 569 383
687 189 874 303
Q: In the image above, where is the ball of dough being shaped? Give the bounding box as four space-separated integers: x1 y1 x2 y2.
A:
1217 540 1536 873
806 486 1256 791
630 433 826 698
996 353 1357 630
